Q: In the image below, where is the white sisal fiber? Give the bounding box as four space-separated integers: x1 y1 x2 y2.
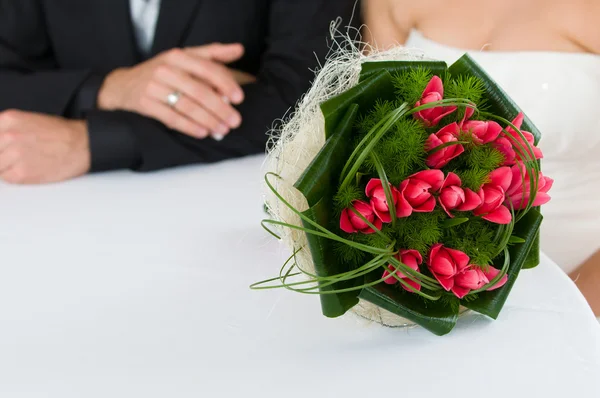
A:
263 24 433 327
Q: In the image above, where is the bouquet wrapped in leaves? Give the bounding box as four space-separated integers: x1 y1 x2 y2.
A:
255 46 552 336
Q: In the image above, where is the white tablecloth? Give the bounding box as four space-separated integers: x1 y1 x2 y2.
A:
0 155 598 398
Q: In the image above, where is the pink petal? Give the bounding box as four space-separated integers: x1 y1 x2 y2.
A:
494 137 517 166
396 180 414 218
428 244 443 263
445 248 470 270
483 121 503 144
436 122 461 137
455 268 488 290
340 209 356 233
400 249 423 270
425 133 443 151
506 163 526 197
414 196 436 212
423 76 444 97
456 188 482 211
482 205 512 224
442 172 462 189
382 267 396 284
437 276 455 292
430 106 457 126
511 113 524 130
475 185 506 215
430 251 456 277
433 144 464 168
365 178 382 197
439 200 453 218
483 266 509 291
451 285 471 299
401 278 422 292
531 192 551 207
411 169 445 192
540 176 554 194
353 200 372 215
362 217 383 235
459 106 475 127
489 167 512 192
372 207 392 223
426 152 447 169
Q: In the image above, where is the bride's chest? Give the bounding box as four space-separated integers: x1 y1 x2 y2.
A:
477 57 600 161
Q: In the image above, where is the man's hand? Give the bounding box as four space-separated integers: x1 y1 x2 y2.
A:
98 43 249 140
0 110 90 184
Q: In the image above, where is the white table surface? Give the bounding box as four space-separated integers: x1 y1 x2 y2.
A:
0 155 599 398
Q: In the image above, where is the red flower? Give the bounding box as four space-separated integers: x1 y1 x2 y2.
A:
462 120 503 144
425 123 465 168
414 76 457 127
427 244 470 293
494 113 543 165
493 136 516 166
428 244 508 299
383 249 423 292
504 162 554 210
365 178 410 222
400 169 444 213
438 172 482 217
473 167 513 224
340 200 383 234
453 265 508 299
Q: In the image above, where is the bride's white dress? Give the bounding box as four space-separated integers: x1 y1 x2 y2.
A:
405 30 600 274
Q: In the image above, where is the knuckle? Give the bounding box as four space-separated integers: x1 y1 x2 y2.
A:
153 65 170 80
178 98 195 114
1 131 18 144
190 86 207 101
8 147 23 159
193 111 218 130
138 96 153 111
5 166 27 184
165 48 184 62
0 109 21 126
205 95 229 115
144 82 158 97
163 113 179 130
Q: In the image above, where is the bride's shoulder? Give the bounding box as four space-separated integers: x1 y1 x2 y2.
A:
555 0 600 54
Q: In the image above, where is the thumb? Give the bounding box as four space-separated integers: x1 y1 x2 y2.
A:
186 43 244 63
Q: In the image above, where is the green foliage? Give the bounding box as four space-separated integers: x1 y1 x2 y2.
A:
375 118 428 185
355 226 395 250
333 183 363 215
461 293 479 303
443 219 500 266
393 67 435 105
464 144 504 171
355 99 398 136
449 144 504 191
446 75 487 107
439 294 461 312
393 210 445 254
332 239 367 266
355 101 428 185
454 169 490 191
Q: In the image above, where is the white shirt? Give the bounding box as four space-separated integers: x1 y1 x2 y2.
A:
129 0 162 55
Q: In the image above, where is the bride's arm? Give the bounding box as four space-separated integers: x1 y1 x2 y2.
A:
570 250 600 316
362 0 413 50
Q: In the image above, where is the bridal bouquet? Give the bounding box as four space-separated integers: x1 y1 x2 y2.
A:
254 50 552 336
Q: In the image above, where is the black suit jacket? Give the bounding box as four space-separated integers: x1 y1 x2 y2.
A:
0 0 358 172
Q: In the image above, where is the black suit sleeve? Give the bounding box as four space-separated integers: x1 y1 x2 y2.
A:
0 1 100 116
88 0 360 172
0 0 358 172
0 1 137 170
